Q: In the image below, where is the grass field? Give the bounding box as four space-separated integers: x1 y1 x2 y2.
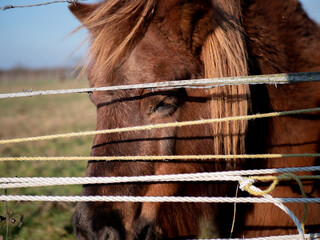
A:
0 77 96 239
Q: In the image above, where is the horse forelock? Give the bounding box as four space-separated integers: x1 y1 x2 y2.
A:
85 0 251 159
201 0 251 161
84 0 157 83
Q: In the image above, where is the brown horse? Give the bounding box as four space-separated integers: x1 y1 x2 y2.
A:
69 0 320 239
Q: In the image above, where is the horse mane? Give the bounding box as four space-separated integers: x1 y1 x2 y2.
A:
201 0 250 161
82 0 156 82
83 0 250 160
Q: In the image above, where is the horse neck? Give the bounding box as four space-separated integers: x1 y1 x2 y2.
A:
242 0 320 74
239 3 320 236
242 0 320 169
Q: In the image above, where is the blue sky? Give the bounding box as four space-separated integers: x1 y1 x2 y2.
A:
0 0 319 69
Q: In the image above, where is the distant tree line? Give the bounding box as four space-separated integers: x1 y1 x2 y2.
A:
0 67 83 82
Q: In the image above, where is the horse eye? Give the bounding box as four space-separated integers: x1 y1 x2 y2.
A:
150 96 178 115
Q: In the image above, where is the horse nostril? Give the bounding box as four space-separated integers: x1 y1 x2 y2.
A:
104 231 110 240
137 225 150 240
102 227 120 240
135 223 158 240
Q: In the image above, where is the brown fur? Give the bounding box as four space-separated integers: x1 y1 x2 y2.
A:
69 0 320 239
240 1 320 237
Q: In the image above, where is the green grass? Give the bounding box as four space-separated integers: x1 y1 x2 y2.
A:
0 78 96 239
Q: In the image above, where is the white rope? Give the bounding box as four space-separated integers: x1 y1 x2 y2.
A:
1 177 312 239
239 179 304 240
2 179 318 240
1 72 319 238
200 233 320 240
0 0 87 11
1 166 319 189
0 175 242 189
0 195 319 203
0 72 319 99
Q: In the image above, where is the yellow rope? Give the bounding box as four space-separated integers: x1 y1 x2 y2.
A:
0 107 319 145
243 174 320 196
0 154 319 162
241 174 320 232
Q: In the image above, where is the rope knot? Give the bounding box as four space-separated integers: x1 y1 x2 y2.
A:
239 177 255 192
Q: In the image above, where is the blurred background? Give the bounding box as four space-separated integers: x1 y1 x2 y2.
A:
0 0 319 239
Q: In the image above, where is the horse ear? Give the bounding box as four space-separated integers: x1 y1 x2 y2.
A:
191 10 215 52
193 1 248 78
156 1 214 51
69 3 99 24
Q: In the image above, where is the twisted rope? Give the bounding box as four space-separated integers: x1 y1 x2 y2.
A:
1 73 319 239
200 233 320 240
1 166 319 189
1 174 318 239
0 195 319 203
2 169 319 239
0 0 86 11
1 153 319 162
239 181 305 240
240 173 316 236
0 72 319 99
243 174 320 196
0 107 319 145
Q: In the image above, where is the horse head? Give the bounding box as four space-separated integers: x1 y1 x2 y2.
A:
70 1 250 239
69 0 320 239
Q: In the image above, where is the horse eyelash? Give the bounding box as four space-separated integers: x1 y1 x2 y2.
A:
150 99 178 115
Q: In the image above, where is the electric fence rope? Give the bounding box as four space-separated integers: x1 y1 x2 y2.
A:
239 172 315 240
1 169 319 239
1 72 320 240
0 196 320 240
0 72 319 99
200 233 320 240
1 166 319 189
239 181 305 240
0 0 87 11
1 153 320 162
1 195 320 203
0 107 319 146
